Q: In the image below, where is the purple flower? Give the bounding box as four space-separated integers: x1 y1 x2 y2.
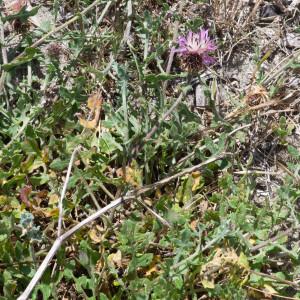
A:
175 29 217 65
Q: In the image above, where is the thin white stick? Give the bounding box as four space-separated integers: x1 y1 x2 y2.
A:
17 195 132 300
57 146 81 237
18 154 225 300
91 0 113 35
135 197 171 228
0 17 8 65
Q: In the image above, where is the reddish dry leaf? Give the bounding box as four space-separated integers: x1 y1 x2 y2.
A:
19 185 32 208
4 0 26 14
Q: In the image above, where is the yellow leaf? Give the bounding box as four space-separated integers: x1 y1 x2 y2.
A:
155 188 162 198
249 238 256 245
116 160 142 187
145 265 158 277
144 255 161 277
238 252 249 270
263 284 278 295
0 195 8 205
89 228 103 244
202 279 215 289
78 93 102 129
108 250 122 268
113 280 121 286
191 171 202 191
49 194 59 205
41 148 50 163
79 118 97 129
42 208 59 217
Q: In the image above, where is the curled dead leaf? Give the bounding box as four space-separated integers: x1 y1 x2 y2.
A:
78 93 102 129
89 228 104 244
191 171 202 191
49 194 59 205
19 185 32 208
108 250 122 268
200 248 249 288
116 160 142 187
244 85 269 107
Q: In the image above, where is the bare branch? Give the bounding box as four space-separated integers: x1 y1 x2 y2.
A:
18 153 227 300
57 146 82 237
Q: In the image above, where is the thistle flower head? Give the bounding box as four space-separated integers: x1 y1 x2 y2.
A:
175 29 217 68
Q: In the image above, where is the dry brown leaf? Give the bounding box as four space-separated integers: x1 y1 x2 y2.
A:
116 160 142 187
244 85 269 107
19 185 32 208
108 250 122 268
190 220 198 231
49 194 59 205
41 208 59 218
144 198 153 207
87 94 102 111
89 228 103 244
4 0 26 14
200 248 249 287
78 93 103 129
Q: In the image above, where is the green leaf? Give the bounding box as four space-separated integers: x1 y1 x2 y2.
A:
2 174 26 190
2 6 39 22
99 293 109 300
173 275 183 289
75 275 89 293
136 253 153 268
288 145 300 158
144 72 187 84
99 132 123 154
49 158 70 171
2 48 39 71
36 283 52 300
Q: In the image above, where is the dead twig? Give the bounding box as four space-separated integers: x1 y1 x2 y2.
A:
57 146 82 238
135 197 171 228
250 270 299 288
162 1 184 96
17 195 132 300
250 226 300 253
246 285 300 300
18 153 227 300
242 0 264 27
0 17 8 65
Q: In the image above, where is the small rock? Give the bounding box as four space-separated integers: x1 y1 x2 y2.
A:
195 84 208 108
285 32 300 48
